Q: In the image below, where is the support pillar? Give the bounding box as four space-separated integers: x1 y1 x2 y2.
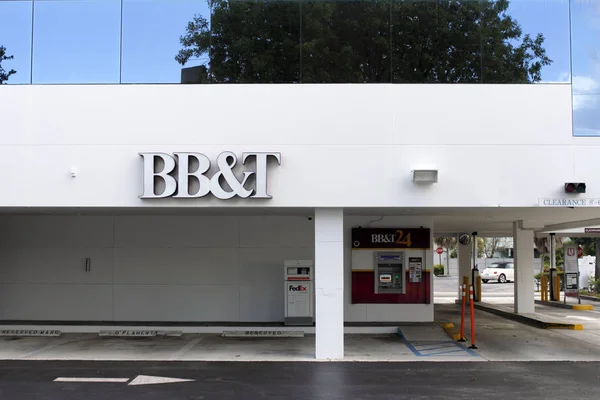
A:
457 234 473 301
314 208 344 360
514 221 535 314
595 238 600 284
549 233 558 301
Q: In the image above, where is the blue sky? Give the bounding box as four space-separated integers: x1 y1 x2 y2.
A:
0 0 211 84
0 0 598 135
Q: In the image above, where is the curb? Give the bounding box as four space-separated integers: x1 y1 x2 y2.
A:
535 300 593 311
473 303 583 330
580 294 600 303
439 322 462 341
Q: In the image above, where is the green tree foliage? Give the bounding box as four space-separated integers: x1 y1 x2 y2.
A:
176 0 551 84
477 237 485 258
571 237 596 256
0 46 16 84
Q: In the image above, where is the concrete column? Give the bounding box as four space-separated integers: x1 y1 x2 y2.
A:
457 235 473 300
314 208 344 360
514 221 535 314
596 238 600 282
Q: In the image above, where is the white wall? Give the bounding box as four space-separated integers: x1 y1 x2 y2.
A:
579 256 596 289
0 84 587 209
0 215 314 322
0 214 435 323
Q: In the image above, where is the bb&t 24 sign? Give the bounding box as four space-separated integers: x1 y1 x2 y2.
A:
140 152 281 200
351 228 431 249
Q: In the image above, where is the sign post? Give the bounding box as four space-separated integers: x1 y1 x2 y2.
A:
563 244 580 304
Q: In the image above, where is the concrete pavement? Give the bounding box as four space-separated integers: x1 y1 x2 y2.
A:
434 304 600 361
3 304 600 362
434 275 518 304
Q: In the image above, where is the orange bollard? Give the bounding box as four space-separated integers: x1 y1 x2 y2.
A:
463 276 470 303
469 285 478 349
459 283 466 342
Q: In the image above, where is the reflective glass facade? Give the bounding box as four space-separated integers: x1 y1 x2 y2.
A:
571 0 600 137
0 0 597 135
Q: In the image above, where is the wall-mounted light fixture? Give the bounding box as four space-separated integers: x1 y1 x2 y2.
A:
412 169 438 183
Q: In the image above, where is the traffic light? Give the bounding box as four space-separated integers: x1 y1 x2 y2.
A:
564 182 586 193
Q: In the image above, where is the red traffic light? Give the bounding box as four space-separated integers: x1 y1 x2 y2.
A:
565 182 586 193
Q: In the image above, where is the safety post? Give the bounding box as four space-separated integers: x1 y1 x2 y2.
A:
554 276 561 302
475 276 482 302
540 275 548 302
459 282 467 342
468 284 477 349
540 275 548 301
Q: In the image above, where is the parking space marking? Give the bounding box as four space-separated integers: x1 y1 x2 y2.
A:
412 343 457 352
21 339 77 359
169 337 203 361
397 330 480 357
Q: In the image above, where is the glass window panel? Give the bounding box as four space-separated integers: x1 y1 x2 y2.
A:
481 0 570 84
32 0 121 84
0 0 33 84
302 0 391 83
571 1 600 136
573 95 600 136
122 0 211 84
392 0 482 84
184 0 301 84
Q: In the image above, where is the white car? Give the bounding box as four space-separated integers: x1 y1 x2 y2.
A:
480 262 514 283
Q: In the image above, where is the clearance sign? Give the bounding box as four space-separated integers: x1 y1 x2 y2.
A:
351 228 431 250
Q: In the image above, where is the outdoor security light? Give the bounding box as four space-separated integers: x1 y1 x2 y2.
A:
412 169 438 183
564 182 586 194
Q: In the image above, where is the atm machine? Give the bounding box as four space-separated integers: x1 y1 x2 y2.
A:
374 252 406 294
284 260 314 326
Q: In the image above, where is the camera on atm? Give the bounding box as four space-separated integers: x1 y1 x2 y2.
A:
374 252 405 294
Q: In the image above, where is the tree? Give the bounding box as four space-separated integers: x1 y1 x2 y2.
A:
176 0 551 84
570 237 596 256
434 236 457 275
481 237 513 258
477 237 485 258
0 46 16 84
535 235 564 270
482 237 500 258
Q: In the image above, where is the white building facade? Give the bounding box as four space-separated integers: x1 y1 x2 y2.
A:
1 0 600 360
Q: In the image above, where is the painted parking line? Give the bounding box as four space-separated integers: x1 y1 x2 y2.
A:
397 330 480 357
169 337 204 361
